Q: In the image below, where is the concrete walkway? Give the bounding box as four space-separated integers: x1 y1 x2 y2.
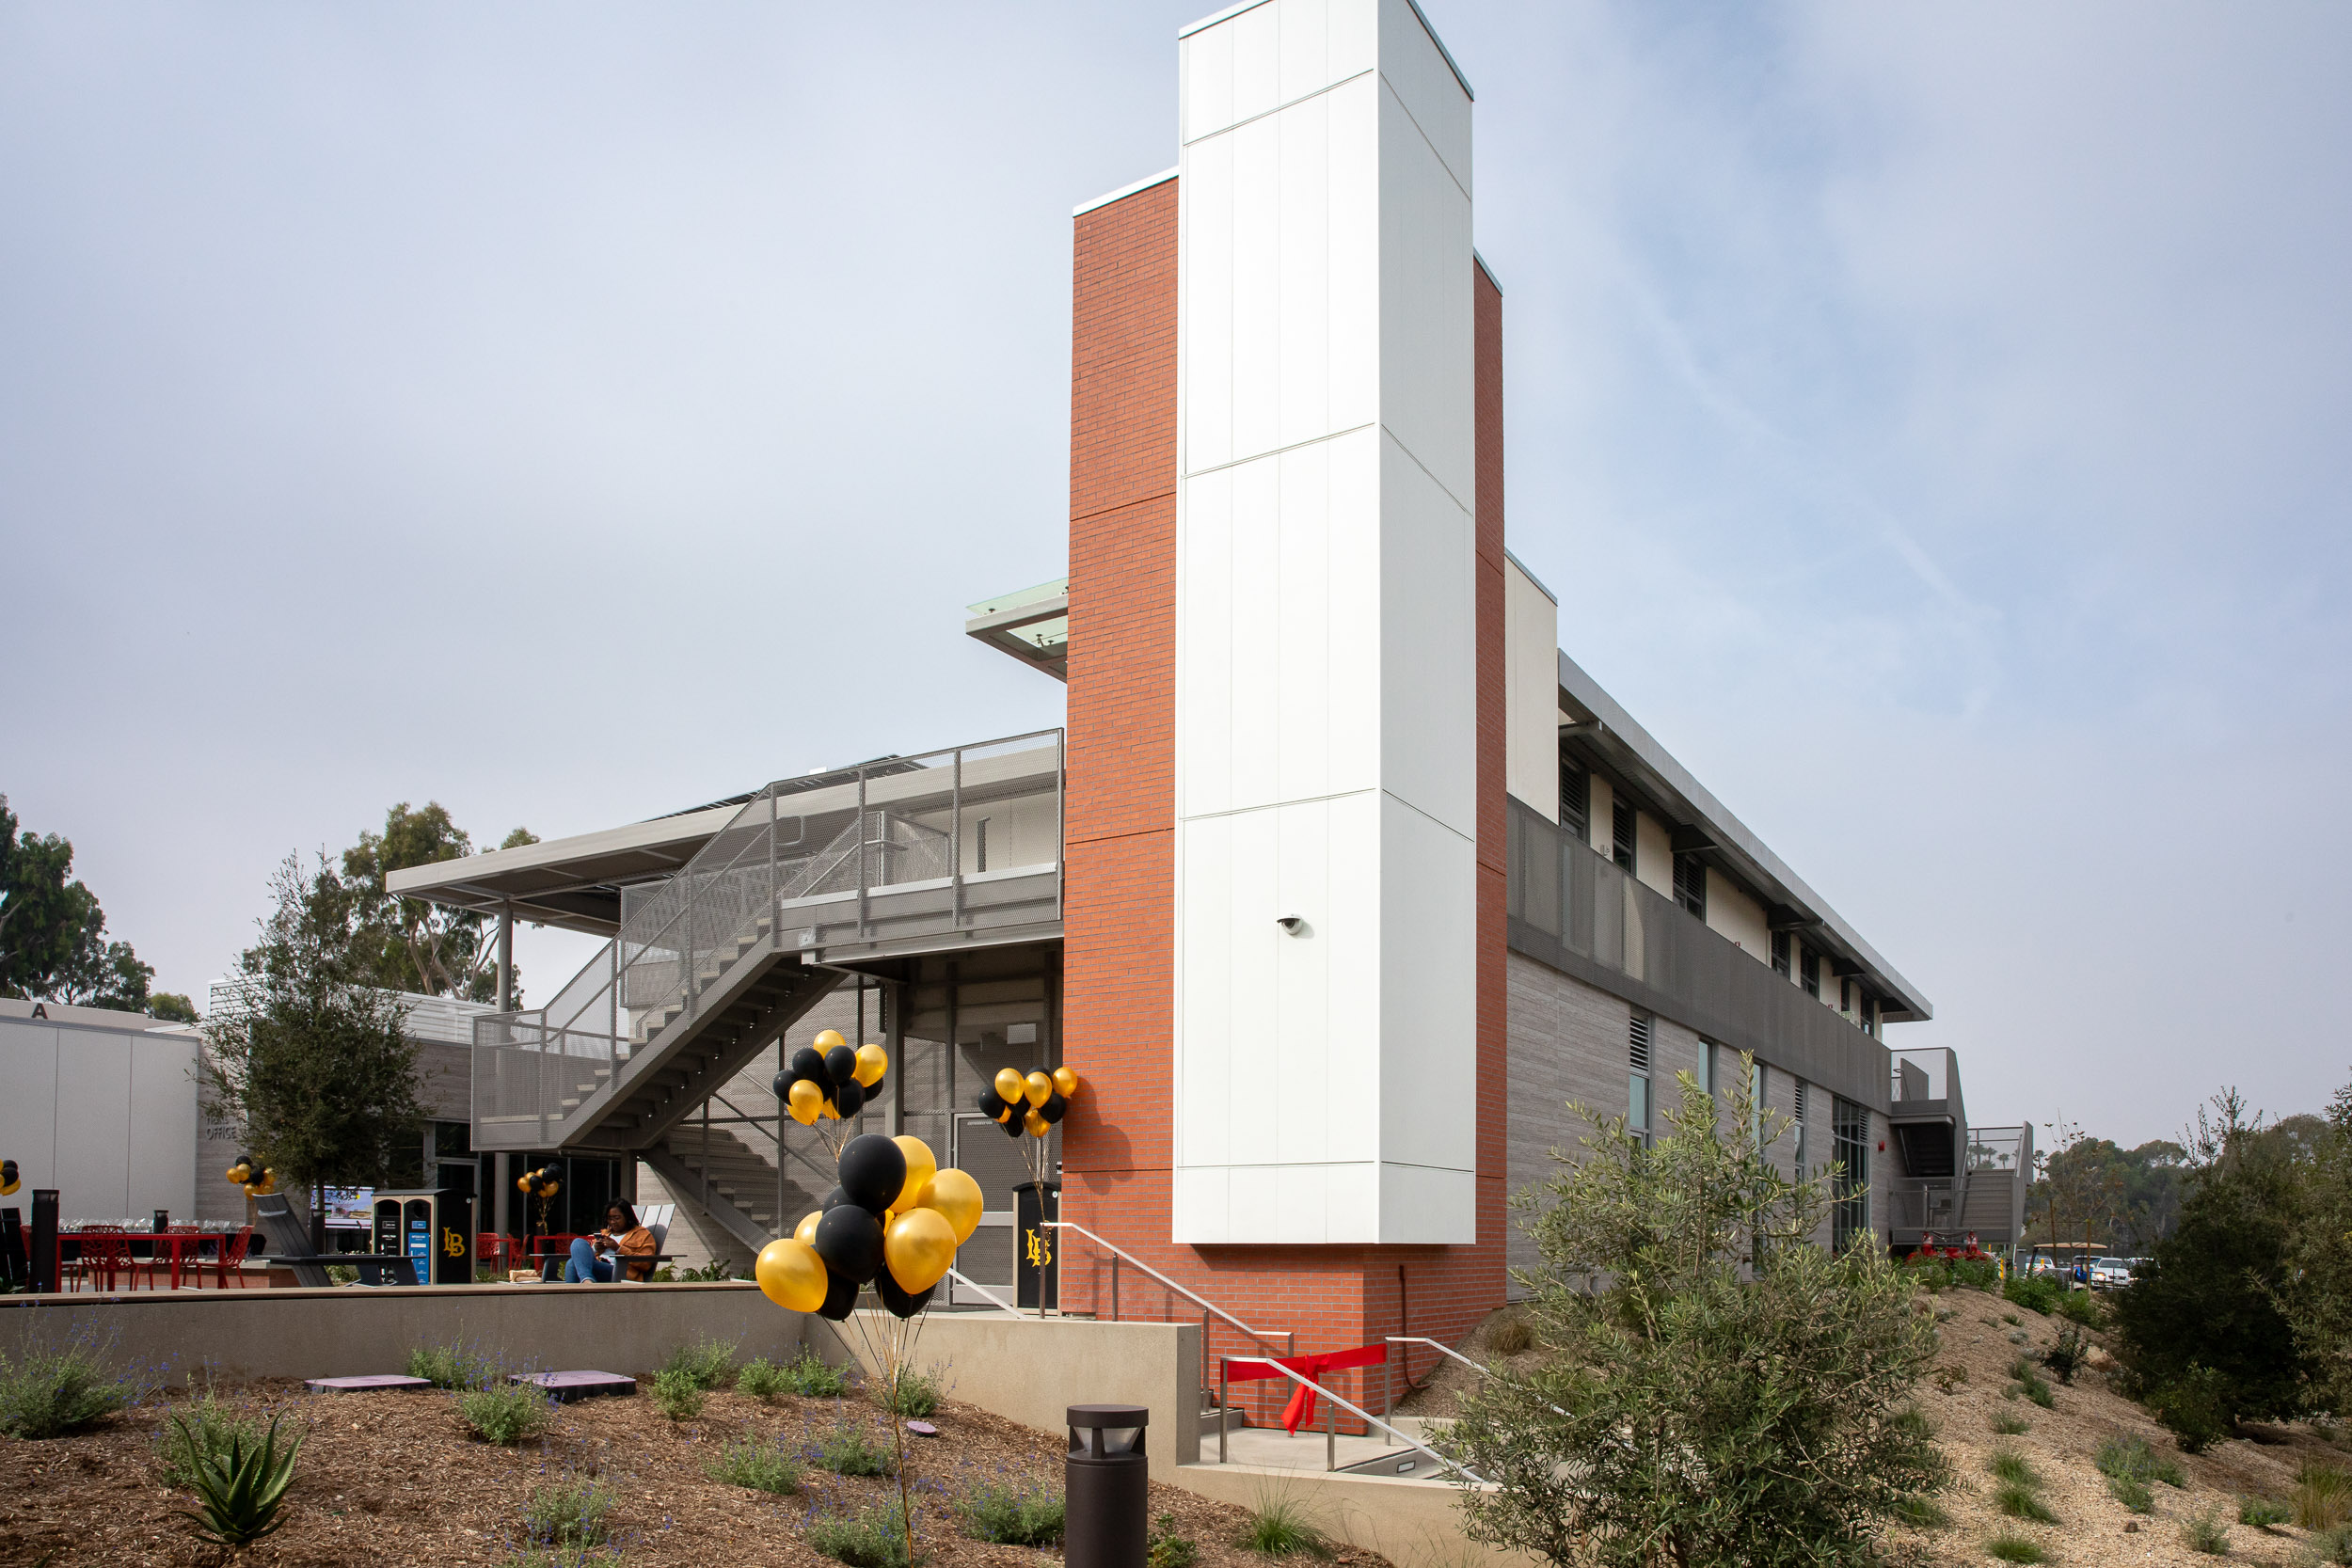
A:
1199 1420 1451 1480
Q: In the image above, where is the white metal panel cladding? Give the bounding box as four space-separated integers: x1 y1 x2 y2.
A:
1174 0 1476 1244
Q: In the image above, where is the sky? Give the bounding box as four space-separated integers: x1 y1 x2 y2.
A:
3 3 2346 1148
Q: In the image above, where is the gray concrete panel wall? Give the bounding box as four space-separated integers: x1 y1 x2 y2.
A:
0 1014 197 1223
1505 953 1635 1290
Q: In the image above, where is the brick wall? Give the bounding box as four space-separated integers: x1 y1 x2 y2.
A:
1059 198 1512 1419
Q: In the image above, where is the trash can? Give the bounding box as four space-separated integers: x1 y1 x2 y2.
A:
1065 1403 1149 1568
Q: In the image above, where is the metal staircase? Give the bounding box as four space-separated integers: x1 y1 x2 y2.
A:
469 730 1067 1249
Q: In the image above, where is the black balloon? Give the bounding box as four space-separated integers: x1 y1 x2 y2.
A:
824 1044 860 1087
1039 1090 1068 1125
790 1045 827 1082
813 1204 883 1284
821 1184 852 1211
875 1271 934 1320
771 1069 799 1100
836 1132 907 1214
834 1078 866 1118
977 1088 1009 1121
1002 1114 1025 1138
865 1073 884 1101
816 1268 861 1321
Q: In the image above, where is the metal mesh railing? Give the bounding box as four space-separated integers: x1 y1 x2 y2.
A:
473 730 1064 1150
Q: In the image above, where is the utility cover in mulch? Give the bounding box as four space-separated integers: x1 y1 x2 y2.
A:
0 1379 1397 1568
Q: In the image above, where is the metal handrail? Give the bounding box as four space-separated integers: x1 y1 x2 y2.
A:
1043 1221 1286 1347
944 1266 1019 1314
1384 1336 1493 1446
1217 1354 1484 1483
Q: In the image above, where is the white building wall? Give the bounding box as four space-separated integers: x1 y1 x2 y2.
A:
0 1015 198 1222
1634 812 1673 897
1173 0 1476 1244
1503 556 1559 813
1706 867 1769 958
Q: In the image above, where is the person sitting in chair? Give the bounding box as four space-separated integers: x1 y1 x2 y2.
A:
545 1202 657 1283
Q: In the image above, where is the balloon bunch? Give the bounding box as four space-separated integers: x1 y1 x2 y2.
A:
773 1029 888 1153
977 1066 1080 1185
516 1164 562 1231
755 1132 982 1322
224 1156 277 1197
1 1159 18 1197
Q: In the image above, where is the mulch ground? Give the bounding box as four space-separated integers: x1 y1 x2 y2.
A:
0 1382 1397 1568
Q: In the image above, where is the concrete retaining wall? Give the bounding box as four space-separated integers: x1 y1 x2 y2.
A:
0 1282 804 1381
806 1309 1200 1476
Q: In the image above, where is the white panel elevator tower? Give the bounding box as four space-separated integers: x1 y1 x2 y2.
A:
1172 0 1476 1244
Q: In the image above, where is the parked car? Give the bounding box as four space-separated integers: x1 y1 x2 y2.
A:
2090 1256 2131 1289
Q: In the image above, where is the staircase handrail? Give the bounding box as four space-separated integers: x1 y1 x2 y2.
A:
1385 1335 1496 1381
1216 1353 1486 1483
1044 1220 1292 1354
944 1267 1019 1315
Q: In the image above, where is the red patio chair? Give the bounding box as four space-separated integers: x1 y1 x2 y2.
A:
65 1227 132 1293
210 1225 254 1289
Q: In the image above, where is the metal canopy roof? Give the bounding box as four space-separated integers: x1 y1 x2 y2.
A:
385 758 924 937
1556 648 1934 1023
965 577 1068 682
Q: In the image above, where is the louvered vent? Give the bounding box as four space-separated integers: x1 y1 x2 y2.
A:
1629 1013 1652 1073
1794 1083 1809 1120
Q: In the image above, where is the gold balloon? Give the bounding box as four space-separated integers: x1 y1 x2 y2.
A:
854 1043 888 1087
993 1067 1025 1105
225 1164 249 1184
1024 1108 1049 1137
1024 1070 1053 1108
755 1238 829 1313
794 1211 820 1245
819 1097 840 1121
1051 1066 1080 1100
543 1180 557 1196
787 1079 825 1126
915 1166 984 1243
891 1135 937 1212
883 1207 958 1294
812 1028 847 1052
517 1174 532 1192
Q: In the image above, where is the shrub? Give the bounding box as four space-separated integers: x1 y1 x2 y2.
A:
1488 1317 1534 1355
0 1335 143 1438
173 1410 302 1548
2109 1476 2153 1513
812 1417 895 1476
1989 1411 2031 1436
2056 1291 2105 1329
658 1335 739 1391
157 1388 266 1489
1892 1495 1950 1528
458 1382 553 1445
2042 1323 2089 1385
2151 1365 2234 1453
879 1364 942 1418
1242 1495 1332 1559
2312 1524 2352 1566
2005 1275 2062 1316
2298 1463 2352 1530
408 1343 498 1390
1985 1533 2048 1565
958 1478 1066 1545
805 1499 914 1568
1447 1066 1948 1567
1149 1510 1200 1568
2182 1503 2231 1555
736 1357 791 1400
705 1433 803 1494
782 1346 853 1398
649 1369 707 1420
2007 1356 2055 1408
1994 1482 2057 1524
522 1476 615 1549
2097 1434 2186 1489
2238 1495 2291 1530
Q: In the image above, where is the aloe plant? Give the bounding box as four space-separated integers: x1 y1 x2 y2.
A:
172 1410 304 1547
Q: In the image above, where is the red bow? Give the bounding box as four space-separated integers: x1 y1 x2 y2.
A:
1228 1344 1390 1433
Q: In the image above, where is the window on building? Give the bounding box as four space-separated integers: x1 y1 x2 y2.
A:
1673 851 1707 920
1771 929 1790 978
1560 758 1588 842
1611 800 1636 875
1750 1057 1768 1146
1701 1039 1717 1100
1855 989 1876 1037
976 816 991 874
1792 1083 1808 1172
1801 945 1820 999
1832 1096 1870 1252
1629 1013 1652 1146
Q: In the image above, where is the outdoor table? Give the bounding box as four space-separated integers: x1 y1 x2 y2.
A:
56 1227 224 1291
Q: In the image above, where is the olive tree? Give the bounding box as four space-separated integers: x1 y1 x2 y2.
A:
1448 1059 1946 1568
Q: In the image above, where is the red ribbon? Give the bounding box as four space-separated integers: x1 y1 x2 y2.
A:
1228 1343 1389 1433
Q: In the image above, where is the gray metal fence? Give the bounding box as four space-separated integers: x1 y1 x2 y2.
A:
473 731 1064 1151
1505 798 1891 1113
